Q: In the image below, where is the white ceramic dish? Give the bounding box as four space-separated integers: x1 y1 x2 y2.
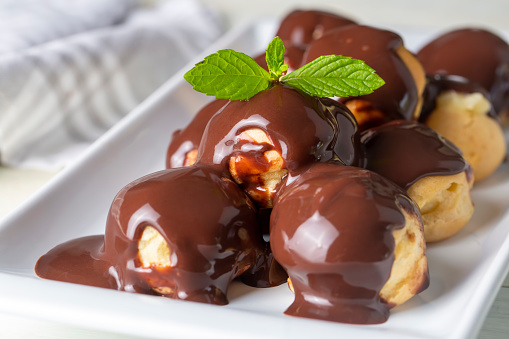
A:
1 18 509 339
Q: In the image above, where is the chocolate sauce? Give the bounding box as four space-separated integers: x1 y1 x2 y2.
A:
239 207 288 287
360 120 470 190
36 165 281 304
323 96 361 166
239 242 288 288
276 10 356 46
419 74 498 122
35 235 117 289
417 28 509 114
270 162 423 324
196 84 360 172
166 99 228 168
303 25 419 121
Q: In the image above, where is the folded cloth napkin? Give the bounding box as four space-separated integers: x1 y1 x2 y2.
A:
0 0 137 54
0 0 224 170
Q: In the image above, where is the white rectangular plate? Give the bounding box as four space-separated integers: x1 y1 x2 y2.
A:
1 18 509 339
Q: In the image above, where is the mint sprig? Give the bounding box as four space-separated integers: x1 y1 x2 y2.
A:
184 36 384 100
265 36 288 79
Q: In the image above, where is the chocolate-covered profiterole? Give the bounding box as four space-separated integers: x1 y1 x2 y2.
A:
361 120 469 189
36 165 279 304
361 120 474 242
166 99 228 168
195 84 360 207
303 25 426 128
255 9 356 73
420 74 497 122
417 28 509 117
270 163 428 324
276 9 356 46
419 74 507 182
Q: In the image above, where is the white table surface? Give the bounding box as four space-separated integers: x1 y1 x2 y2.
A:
1 0 509 338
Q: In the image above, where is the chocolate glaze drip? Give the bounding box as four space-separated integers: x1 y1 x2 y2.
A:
417 28 509 114
276 9 356 46
270 162 422 324
166 99 228 168
35 235 118 289
419 74 498 122
240 208 288 287
303 25 418 121
324 96 361 166
36 165 281 304
239 242 288 288
360 120 470 190
196 84 361 172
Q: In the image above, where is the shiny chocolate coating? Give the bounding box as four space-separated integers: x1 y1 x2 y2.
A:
276 9 356 46
360 120 470 190
420 74 498 122
303 25 419 121
166 99 228 168
417 28 509 114
196 84 361 172
36 165 278 304
239 242 288 288
240 207 288 287
270 162 422 324
325 96 362 165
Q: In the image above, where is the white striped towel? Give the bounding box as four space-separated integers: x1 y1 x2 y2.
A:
0 0 223 170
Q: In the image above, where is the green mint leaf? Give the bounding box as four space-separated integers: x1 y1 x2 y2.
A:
265 37 286 79
184 49 272 100
278 64 289 75
280 55 385 97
